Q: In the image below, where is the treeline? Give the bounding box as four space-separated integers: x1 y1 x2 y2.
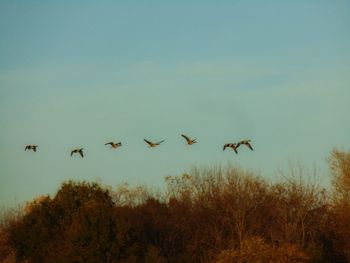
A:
0 149 350 263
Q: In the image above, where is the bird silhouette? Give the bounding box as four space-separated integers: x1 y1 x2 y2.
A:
144 139 164 148
238 140 253 151
25 145 38 152
181 134 197 145
71 148 84 158
223 143 240 154
105 142 122 149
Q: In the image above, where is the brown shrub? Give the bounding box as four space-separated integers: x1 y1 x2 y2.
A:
214 236 308 263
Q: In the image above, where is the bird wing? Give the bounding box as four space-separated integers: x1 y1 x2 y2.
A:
105 142 113 146
79 150 84 158
144 139 155 146
181 134 191 143
233 147 238 154
156 140 164 145
25 146 29 151
70 150 74 156
33 147 37 152
223 144 228 151
246 142 253 151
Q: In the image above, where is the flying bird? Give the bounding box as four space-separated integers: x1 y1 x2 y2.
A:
71 148 84 158
238 140 253 151
144 139 164 148
105 142 122 149
181 134 197 145
25 145 38 152
223 143 240 154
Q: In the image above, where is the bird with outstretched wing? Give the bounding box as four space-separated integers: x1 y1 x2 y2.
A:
105 142 122 149
181 134 197 145
71 148 84 158
223 143 240 154
144 139 164 148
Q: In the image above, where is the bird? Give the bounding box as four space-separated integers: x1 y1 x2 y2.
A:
25 145 38 152
71 148 84 158
181 134 197 145
223 143 240 154
238 140 253 151
105 142 122 149
144 139 164 148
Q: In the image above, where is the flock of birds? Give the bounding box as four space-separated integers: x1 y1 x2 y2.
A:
24 134 254 158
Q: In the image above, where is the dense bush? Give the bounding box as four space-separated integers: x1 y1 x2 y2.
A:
0 149 349 262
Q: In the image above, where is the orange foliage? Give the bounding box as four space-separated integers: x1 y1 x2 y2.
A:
0 149 349 262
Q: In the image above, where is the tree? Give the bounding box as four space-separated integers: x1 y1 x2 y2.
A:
328 149 350 203
326 149 350 262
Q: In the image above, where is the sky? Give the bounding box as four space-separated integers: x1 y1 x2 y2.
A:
1 1 349 207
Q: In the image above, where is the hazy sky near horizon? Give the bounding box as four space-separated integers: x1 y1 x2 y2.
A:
1 1 349 207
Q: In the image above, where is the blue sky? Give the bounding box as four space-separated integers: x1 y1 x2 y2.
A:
1 1 349 207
